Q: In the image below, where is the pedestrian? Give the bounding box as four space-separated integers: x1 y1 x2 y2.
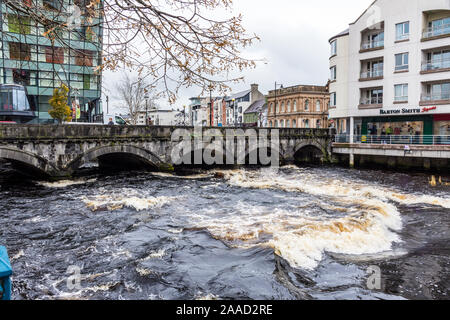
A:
108 118 114 126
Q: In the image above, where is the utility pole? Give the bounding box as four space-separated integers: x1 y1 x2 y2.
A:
144 94 149 126
209 88 213 127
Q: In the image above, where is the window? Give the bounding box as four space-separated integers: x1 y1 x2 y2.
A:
304 119 310 128
9 42 31 61
363 59 383 78
269 121 272 127
45 46 64 64
8 15 31 34
304 99 309 111
281 102 284 113
362 32 384 49
316 119 321 128
361 88 383 105
74 50 93 66
396 22 410 41
425 17 450 38
286 120 290 128
330 40 337 56
83 74 90 90
330 66 336 81
316 100 321 112
424 49 450 71
293 100 297 111
293 119 296 128
425 82 450 101
276 102 279 113
39 72 54 87
394 84 408 102
12 69 31 86
287 101 290 112
330 93 336 107
395 53 409 71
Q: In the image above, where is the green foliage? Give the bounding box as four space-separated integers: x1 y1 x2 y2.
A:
48 84 72 123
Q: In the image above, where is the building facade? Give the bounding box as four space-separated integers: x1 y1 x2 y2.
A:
225 84 265 127
0 0 103 123
267 85 330 128
243 99 268 127
329 0 450 142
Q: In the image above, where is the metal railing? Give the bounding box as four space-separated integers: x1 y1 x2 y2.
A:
360 69 383 79
423 23 450 38
360 97 383 105
421 92 450 101
334 134 450 145
361 40 384 50
421 58 450 71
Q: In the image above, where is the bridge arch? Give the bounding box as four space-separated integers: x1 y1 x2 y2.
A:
68 145 166 172
293 141 326 164
0 147 57 177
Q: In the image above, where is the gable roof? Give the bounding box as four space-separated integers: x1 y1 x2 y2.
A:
244 99 266 114
350 0 379 25
226 89 251 101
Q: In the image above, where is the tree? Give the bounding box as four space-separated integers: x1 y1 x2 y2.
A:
4 0 259 102
116 72 158 125
48 84 72 123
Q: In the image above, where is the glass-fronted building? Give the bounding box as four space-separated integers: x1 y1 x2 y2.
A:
0 0 103 123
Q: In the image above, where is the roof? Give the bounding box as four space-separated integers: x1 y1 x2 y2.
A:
350 0 378 25
244 99 266 114
329 28 349 43
226 89 251 101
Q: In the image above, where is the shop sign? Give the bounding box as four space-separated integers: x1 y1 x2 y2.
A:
380 106 438 115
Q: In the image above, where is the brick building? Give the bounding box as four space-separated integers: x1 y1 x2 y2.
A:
267 84 330 128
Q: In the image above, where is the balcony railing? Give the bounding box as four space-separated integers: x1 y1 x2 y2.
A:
335 134 450 145
394 95 408 102
361 40 384 50
421 58 450 71
396 33 410 41
423 23 450 38
360 97 383 105
421 92 450 101
360 69 383 79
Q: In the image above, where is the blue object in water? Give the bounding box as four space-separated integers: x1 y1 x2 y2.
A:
0 246 12 300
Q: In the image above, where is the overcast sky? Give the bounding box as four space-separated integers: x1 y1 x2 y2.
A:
103 0 374 113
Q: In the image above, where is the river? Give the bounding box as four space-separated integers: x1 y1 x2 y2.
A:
0 165 448 300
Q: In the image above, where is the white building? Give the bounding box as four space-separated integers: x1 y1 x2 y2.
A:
329 0 450 142
136 109 179 126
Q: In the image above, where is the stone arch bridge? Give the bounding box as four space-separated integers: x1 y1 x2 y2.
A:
0 125 334 179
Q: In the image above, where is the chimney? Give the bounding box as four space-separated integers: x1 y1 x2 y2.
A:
250 84 259 103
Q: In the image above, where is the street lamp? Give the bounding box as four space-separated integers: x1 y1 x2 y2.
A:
273 82 283 127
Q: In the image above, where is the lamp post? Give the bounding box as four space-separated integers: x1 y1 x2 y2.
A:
273 82 283 127
232 98 236 127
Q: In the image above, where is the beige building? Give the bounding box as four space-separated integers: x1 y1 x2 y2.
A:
267 85 330 128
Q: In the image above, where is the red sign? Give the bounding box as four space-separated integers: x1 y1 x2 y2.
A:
422 106 437 113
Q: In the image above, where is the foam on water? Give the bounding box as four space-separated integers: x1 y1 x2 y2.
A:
194 167 448 270
36 178 97 188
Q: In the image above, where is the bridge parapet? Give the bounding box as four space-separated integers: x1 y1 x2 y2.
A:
0 125 334 179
